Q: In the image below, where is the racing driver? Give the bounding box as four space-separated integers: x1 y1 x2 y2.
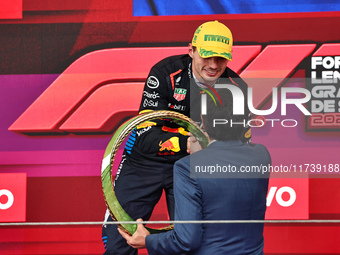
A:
102 20 250 255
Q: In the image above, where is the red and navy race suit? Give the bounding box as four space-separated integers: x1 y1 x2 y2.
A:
102 54 250 255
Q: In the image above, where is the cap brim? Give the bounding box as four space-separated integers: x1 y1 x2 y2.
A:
197 46 232 61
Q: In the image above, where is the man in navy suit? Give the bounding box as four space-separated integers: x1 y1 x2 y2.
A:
119 88 271 254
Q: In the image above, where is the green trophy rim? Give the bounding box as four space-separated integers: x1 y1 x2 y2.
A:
101 110 209 235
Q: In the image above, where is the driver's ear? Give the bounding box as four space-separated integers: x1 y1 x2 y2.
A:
188 43 194 58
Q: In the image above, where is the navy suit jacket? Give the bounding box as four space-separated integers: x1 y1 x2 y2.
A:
146 140 271 255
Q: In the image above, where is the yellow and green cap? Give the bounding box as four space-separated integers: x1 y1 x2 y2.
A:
192 20 233 61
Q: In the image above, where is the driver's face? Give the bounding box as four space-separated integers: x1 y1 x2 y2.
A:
188 43 229 86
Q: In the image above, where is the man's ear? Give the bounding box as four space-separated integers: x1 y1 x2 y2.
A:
188 43 194 58
201 114 213 142
200 114 205 130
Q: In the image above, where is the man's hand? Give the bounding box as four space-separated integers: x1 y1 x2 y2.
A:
118 218 150 249
187 132 203 154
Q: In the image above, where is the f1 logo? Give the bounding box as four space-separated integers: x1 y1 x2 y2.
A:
9 44 320 134
0 173 27 222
